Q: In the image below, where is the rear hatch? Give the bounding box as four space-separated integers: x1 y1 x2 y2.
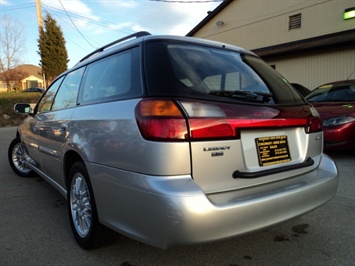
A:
179 100 322 193
135 97 322 193
140 38 323 193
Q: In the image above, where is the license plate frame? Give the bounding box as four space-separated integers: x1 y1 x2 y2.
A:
255 135 291 167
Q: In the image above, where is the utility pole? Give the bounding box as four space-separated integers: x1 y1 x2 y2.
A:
35 0 43 31
35 0 46 88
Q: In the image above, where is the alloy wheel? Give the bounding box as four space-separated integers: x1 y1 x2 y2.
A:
11 142 32 175
70 174 92 238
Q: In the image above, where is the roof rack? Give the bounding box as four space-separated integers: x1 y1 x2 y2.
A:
78 31 151 63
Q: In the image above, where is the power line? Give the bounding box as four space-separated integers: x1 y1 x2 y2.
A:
0 4 35 11
58 0 96 49
37 0 221 55
45 7 98 50
42 3 134 35
41 2 136 57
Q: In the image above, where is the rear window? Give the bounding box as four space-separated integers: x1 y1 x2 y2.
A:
144 42 303 105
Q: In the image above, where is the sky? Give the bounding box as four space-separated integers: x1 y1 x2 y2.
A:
1 0 222 68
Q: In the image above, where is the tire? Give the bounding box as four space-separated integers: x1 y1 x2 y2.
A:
67 161 116 249
8 137 37 177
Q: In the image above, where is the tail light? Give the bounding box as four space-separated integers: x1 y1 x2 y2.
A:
135 99 322 141
135 100 188 141
306 106 323 133
306 117 323 133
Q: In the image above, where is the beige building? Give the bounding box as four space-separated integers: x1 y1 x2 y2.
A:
17 64 44 90
0 64 44 92
187 0 355 89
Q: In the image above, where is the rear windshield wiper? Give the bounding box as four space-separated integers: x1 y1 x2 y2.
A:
209 90 273 103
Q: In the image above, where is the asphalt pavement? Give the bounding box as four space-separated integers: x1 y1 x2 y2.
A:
0 126 354 266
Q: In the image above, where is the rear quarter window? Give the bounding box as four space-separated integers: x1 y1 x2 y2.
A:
78 47 142 105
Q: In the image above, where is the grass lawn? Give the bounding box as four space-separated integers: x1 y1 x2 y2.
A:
0 91 42 127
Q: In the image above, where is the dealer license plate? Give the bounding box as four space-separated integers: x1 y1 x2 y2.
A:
256 135 291 166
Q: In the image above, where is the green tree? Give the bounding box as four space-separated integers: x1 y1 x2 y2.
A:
37 12 68 84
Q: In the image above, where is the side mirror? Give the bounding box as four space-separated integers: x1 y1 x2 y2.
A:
14 103 32 114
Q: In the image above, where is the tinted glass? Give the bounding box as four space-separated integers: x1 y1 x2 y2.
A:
79 47 142 105
243 55 303 104
37 76 64 113
145 42 304 104
52 67 84 110
306 83 355 102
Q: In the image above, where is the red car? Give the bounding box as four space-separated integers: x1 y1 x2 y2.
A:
306 80 355 151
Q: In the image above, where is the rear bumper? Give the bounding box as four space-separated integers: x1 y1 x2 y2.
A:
89 153 338 249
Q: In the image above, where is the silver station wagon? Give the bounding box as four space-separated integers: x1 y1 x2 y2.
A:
8 32 338 250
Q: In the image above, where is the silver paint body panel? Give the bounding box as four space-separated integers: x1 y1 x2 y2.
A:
87 153 337 248
18 99 338 248
14 34 338 249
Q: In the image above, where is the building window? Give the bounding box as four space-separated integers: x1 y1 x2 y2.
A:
289 13 301 30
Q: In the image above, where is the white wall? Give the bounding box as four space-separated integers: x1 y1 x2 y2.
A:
191 0 355 90
266 46 355 89
194 0 355 50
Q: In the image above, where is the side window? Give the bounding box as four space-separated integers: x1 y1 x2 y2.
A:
52 68 84 110
79 47 141 104
37 76 64 113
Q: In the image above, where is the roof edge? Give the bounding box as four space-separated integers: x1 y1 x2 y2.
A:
186 0 233 37
252 29 355 59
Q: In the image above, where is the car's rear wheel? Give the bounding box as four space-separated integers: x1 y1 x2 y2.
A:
67 161 116 249
8 137 37 177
